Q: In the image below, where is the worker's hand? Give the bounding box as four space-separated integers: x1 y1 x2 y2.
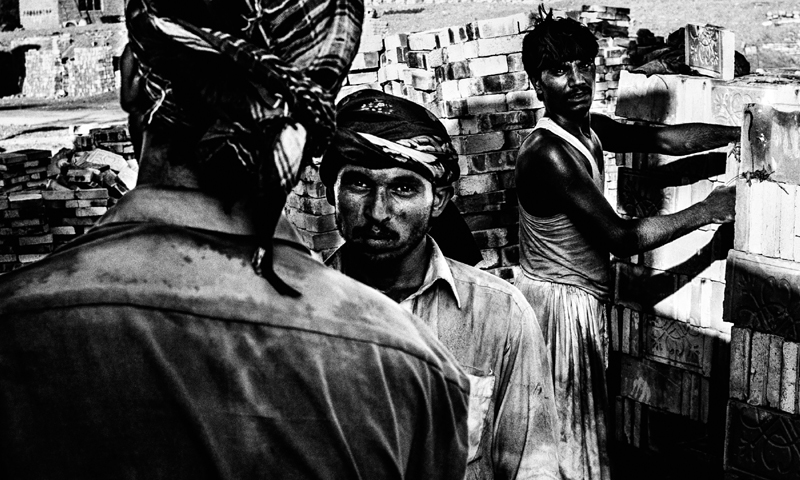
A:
702 185 736 224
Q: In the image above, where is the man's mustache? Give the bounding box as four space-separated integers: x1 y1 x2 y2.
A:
351 222 399 240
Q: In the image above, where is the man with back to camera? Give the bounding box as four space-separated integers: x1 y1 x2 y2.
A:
322 89 561 480
517 8 740 480
0 1 471 479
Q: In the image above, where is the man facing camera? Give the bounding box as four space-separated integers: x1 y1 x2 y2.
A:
322 89 560 480
0 2 469 479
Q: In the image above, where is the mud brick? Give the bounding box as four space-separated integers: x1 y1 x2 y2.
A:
18 233 53 246
476 16 519 39
348 72 379 85
407 32 437 51
10 217 45 227
439 99 467 119
481 72 529 95
767 334 785 409
451 132 505 155
286 194 335 216
620 356 683 415
781 341 799 414
285 209 336 233
444 42 476 63
685 23 735 80
459 150 517 175
409 69 435 91
748 331 770 406
466 94 508 115
456 173 500 196
630 310 641 357
445 61 471 81
75 188 109 200
383 33 408 51
506 90 543 110
8 192 43 209
0 197 7 210
512 11 539 33
477 248 500 269
457 78 485 98
468 56 508 77
507 53 524 73
17 253 48 264
454 190 511 213
75 207 108 217
0 254 17 263
427 48 446 69
382 46 408 66
42 190 77 201
761 181 782 258
733 178 750 252
478 111 537 132
497 170 515 189
778 184 796 260
350 51 380 71
50 226 76 235
621 308 631 354
406 51 428 70
357 34 382 53
472 227 517 249
741 104 800 185
60 217 100 226
476 35 524 57
0 153 30 165
440 118 464 137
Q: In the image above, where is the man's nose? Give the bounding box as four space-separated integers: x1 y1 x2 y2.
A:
567 64 587 86
366 188 391 222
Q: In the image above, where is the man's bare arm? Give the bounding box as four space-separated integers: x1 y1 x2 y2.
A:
517 139 735 258
591 113 740 155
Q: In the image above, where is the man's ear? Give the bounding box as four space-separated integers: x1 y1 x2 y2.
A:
431 185 453 218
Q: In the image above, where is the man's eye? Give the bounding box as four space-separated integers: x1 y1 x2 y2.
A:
392 185 416 196
552 67 567 75
578 61 593 70
346 180 370 191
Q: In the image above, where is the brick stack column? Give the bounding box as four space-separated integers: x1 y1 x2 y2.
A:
723 103 800 480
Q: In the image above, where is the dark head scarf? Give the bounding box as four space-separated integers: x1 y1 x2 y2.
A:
321 89 459 189
125 0 363 296
322 89 482 266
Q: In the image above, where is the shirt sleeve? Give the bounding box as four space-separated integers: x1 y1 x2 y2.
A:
492 300 560 480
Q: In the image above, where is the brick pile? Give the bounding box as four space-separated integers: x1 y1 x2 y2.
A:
723 102 800 480
0 124 136 274
291 6 632 270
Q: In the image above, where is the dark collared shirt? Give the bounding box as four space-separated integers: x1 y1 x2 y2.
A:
328 238 560 480
0 186 469 480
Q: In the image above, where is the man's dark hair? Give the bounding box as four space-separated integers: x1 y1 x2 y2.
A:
522 6 599 81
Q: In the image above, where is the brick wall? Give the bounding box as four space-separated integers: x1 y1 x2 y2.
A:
21 40 65 97
285 5 633 274
723 103 800 480
611 71 800 476
22 43 116 98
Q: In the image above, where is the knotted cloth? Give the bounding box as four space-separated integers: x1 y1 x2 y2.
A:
125 0 363 295
321 89 460 188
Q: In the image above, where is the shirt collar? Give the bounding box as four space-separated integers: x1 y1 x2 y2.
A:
95 185 307 247
326 235 461 309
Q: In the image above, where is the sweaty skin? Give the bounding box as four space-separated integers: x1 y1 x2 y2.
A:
516 58 739 258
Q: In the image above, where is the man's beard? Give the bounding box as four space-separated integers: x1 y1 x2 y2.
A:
337 208 433 265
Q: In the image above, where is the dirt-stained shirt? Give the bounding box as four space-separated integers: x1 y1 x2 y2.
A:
0 186 470 480
328 238 560 480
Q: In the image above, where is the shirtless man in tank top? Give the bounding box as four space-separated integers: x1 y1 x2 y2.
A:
515 8 740 480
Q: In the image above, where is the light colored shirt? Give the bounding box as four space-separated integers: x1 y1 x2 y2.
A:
0 186 470 480
328 237 560 480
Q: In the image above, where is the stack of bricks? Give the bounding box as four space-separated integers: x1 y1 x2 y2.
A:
21 47 65 98
609 23 800 476
65 47 116 98
44 188 110 248
0 192 52 272
0 149 51 194
292 6 632 271
723 103 800 480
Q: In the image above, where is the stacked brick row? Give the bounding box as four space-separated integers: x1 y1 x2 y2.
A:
65 47 116 98
0 188 110 273
723 103 800 480
290 6 632 270
611 69 800 474
0 149 51 194
21 47 64 98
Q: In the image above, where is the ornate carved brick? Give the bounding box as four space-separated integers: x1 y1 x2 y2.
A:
724 250 800 342
685 23 735 80
644 314 715 375
620 356 684 415
725 400 800 480
741 103 800 186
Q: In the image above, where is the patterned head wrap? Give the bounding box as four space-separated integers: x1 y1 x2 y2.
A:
125 0 363 296
321 90 459 188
